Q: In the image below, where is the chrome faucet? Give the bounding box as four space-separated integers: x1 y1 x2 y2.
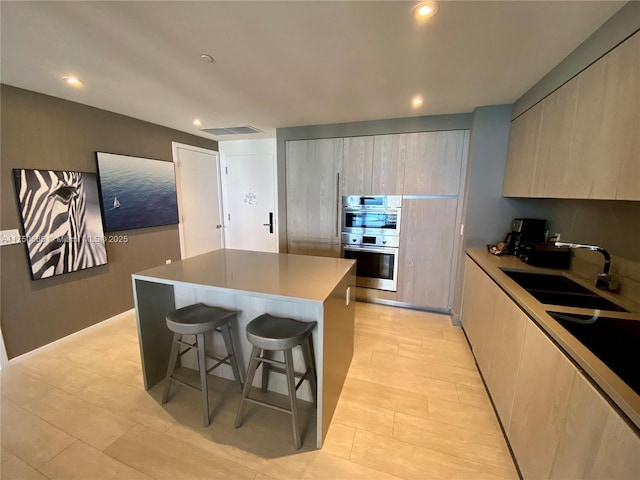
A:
555 242 618 291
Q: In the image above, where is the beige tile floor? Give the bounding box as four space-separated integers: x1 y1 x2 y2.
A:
0 302 518 479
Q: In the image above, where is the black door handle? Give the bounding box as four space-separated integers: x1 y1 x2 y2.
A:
262 212 274 234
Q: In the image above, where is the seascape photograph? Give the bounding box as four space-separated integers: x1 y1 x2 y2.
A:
96 153 179 232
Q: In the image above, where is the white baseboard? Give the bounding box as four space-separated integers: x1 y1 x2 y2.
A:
5 308 135 368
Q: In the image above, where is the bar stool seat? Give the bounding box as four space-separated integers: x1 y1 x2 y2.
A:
234 313 317 449
162 303 243 427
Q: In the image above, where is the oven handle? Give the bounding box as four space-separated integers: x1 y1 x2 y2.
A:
343 245 398 255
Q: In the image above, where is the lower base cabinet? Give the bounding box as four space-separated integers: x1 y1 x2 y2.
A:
551 372 640 479
508 320 577 479
461 256 640 479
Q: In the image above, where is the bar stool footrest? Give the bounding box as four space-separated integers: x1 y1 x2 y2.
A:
166 376 203 393
243 396 293 415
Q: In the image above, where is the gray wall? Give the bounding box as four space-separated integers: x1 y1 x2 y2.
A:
275 113 472 250
1 85 218 358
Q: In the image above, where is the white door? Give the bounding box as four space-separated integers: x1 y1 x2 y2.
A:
172 143 224 258
221 153 277 252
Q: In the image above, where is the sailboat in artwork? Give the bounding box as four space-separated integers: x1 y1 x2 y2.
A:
113 196 120 209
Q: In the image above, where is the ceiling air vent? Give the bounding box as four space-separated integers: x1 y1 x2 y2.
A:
202 125 262 136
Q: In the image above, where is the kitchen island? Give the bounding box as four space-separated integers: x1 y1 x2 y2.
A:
132 249 356 448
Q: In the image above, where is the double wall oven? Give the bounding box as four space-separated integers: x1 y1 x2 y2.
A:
341 196 401 291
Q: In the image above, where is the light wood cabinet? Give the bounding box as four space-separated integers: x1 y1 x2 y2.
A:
568 32 639 199
551 372 640 479
614 32 640 201
502 101 542 197
503 32 639 200
344 131 468 197
461 258 526 433
530 76 579 197
342 136 374 196
404 131 467 195
397 198 458 309
482 295 527 433
508 320 578 480
461 257 500 371
462 255 640 478
286 138 343 256
371 134 407 195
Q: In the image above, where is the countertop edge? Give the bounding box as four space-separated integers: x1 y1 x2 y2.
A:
131 272 341 305
465 247 640 432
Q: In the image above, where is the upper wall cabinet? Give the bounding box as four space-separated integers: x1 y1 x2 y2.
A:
503 31 640 200
342 136 374 196
342 134 406 195
404 131 468 196
611 32 640 201
502 102 543 197
343 131 469 197
530 75 579 197
371 134 407 195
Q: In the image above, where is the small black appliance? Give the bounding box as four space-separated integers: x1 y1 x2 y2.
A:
504 218 547 255
518 244 571 269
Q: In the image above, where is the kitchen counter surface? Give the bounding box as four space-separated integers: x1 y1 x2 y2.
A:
466 247 640 430
133 248 356 303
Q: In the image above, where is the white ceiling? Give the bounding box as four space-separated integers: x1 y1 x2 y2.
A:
0 1 626 140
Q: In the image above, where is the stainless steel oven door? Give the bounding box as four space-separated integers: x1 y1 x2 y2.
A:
341 208 401 236
342 244 398 291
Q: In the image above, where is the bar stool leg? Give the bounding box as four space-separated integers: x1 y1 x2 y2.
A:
301 336 318 407
220 323 243 391
284 348 301 449
196 332 210 427
235 345 261 428
162 333 182 404
261 350 271 392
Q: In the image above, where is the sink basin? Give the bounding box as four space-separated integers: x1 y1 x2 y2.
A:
530 291 628 312
501 269 629 312
501 270 593 295
547 311 640 395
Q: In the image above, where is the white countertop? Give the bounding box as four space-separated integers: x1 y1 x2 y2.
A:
132 249 356 303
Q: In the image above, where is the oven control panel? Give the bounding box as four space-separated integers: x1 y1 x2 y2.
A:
341 233 400 248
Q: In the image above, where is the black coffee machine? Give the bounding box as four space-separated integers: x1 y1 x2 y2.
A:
504 218 546 255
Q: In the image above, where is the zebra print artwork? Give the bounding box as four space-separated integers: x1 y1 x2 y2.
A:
13 168 108 280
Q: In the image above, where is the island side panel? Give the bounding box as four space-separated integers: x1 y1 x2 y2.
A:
321 265 357 443
132 278 176 389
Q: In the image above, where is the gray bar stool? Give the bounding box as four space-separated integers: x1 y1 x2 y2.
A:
162 303 243 427
234 314 317 449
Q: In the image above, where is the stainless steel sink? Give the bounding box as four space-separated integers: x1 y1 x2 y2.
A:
501 269 629 312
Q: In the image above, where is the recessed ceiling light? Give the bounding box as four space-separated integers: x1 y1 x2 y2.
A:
62 75 84 87
193 119 203 127
412 95 424 108
412 2 439 21
200 54 214 63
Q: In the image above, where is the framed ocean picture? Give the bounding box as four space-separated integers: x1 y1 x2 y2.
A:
13 168 108 280
96 152 179 232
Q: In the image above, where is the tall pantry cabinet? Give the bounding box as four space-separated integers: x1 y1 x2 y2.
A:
286 138 343 257
285 129 469 311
